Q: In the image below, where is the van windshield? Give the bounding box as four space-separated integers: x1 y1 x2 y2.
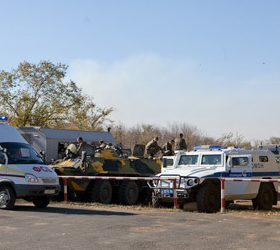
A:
178 155 198 166
0 142 44 165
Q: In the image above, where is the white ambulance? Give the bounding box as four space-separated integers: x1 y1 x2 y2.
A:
149 145 280 213
0 121 60 209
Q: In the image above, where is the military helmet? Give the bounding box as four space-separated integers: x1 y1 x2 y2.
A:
67 144 77 154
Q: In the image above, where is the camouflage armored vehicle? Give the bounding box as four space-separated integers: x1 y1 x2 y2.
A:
51 144 161 205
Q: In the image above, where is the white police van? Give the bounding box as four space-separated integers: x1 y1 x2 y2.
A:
149 145 280 213
0 118 60 209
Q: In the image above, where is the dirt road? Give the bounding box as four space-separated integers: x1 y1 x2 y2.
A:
1 201 280 250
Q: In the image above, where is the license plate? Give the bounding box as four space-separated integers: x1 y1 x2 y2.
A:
44 189 55 194
160 189 173 194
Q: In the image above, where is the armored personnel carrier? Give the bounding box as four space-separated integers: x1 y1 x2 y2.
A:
51 144 161 205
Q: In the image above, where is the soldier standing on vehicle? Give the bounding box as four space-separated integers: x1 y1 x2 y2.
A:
98 140 107 149
174 133 188 151
145 137 163 159
105 143 114 149
77 137 87 155
162 139 175 156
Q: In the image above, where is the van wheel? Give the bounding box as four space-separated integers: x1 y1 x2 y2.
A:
254 183 274 210
119 181 139 205
33 197 50 208
0 186 16 210
92 180 112 204
197 184 220 213
252 198 258 209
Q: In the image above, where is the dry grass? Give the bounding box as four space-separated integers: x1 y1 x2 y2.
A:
16 199 280 217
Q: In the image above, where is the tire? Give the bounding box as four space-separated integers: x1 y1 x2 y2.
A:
197 184 220 213
225 200 233 209
33 196 51 208
254 183 274 210
0 186 16 210
119 181 139 205
138 187 152 205
92 180 112 204
252 198 258 210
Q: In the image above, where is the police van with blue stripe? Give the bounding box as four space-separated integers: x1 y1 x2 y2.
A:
0 117 60 209
149 145 280 213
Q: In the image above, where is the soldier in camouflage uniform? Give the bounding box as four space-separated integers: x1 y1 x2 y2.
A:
77 137 87 156
174 133 188 151
162 139 175 156
145 137 163 158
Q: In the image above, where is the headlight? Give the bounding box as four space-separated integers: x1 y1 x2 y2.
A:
187 179 194 186
25 174 39 183
186 178 199 187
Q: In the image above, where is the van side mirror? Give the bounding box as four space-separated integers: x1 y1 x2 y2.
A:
40 151 46 160
0 147 7 164
0 156 5 164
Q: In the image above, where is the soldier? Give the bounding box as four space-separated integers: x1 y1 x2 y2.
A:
105 142 114 149
95 140 107 152
162 139 175 156
76 137 87 156
174 133 188 151
145 137 163 159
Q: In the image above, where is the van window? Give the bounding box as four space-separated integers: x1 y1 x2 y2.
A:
179 155 198 165
201 155 221 165
163 158 174 168
259 156 269 163
0 142 44 165
232 157 249 167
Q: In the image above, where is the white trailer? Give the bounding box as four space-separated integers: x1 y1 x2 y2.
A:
17 127 116 163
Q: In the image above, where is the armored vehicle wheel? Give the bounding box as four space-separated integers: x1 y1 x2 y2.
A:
138 187 152 205
92 180 112 204
254 183 274 210
197 184 220 213
33 196 51 208
0 186 16 210
119 180 139 205
225 200 233 209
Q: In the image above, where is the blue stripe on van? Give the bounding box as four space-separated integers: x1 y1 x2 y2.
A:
204 171 280 178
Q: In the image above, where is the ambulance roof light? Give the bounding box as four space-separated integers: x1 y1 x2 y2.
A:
0 116 8 121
